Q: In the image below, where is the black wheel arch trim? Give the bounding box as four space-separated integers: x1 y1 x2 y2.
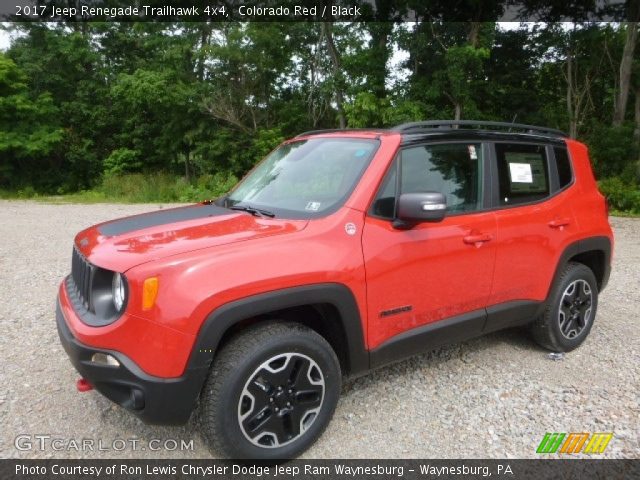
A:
550 236 612 295
189 283 369 377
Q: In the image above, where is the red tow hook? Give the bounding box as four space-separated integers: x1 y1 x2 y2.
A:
76 378 93 392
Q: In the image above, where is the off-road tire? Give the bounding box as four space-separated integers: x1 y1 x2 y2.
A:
198 322 341 460
531 262 598 352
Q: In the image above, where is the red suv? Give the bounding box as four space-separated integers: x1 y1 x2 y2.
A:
56 121 613 459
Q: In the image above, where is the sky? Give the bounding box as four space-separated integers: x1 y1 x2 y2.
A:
0 22 530 53
0 28 9 50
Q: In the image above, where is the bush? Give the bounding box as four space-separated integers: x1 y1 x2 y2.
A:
16 186 37 199
598 177 640 214
178 172 238 202
99 173 180 202
97 172 238 203
103 148 142 176
585 125 638 180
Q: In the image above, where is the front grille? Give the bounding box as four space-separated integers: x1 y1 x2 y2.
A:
71 247 94 311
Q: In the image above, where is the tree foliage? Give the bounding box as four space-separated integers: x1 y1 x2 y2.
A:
0 52 63 189
0 20 639 195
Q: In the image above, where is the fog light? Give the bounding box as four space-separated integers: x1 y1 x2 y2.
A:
91 352 120 367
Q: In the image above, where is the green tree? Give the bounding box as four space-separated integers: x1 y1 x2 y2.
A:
1 18 639 206
0 53 63 190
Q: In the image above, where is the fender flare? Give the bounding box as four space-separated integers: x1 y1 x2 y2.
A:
548 236 612 297
186 283 370 377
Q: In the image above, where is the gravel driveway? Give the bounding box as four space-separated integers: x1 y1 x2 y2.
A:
0 201 638 459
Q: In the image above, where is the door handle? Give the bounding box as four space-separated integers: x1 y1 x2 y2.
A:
463 233 493 245
548 218 571 229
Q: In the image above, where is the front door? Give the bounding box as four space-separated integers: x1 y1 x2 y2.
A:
362 141 497 351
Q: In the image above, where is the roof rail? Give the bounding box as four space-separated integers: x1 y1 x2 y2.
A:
392 120 567 137
295 128 388 138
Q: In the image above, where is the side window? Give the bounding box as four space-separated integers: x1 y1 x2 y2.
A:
554 146 573 189
370 143 483 218
495 143 549 206
371 162 397 219
401 143 483 213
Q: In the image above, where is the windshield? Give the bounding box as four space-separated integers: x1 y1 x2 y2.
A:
226 138 379 218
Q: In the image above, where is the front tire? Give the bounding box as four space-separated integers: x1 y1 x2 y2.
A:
198 322 341 460
531 262 598 352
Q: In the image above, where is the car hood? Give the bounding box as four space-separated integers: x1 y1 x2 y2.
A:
74 203 308 272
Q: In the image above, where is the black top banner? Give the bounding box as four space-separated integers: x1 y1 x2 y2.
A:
0 0 633 22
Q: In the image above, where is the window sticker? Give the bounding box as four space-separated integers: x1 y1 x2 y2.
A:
505 151 547 193
509 162 533 183
305 201 321 211
468 145 478 160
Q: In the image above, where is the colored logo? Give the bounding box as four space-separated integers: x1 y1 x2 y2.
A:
536 432 613 454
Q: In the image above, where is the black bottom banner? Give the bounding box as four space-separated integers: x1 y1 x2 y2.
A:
1 459 638 480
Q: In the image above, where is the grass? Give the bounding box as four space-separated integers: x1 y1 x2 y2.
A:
0 172 238 204
609 210 640 218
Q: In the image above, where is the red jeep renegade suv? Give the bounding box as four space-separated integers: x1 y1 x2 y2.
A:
56 121 613 459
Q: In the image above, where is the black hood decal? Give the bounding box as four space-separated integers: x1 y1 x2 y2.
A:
98 204 231 236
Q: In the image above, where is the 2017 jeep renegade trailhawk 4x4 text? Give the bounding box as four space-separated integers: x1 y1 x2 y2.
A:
56 121 613 459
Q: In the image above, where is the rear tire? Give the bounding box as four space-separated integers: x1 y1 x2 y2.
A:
531 262 598 352
198 322 341 460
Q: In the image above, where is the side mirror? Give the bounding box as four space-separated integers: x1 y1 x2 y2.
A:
394 192 447 228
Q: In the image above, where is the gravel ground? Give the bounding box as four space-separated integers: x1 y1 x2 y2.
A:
0 200 638 459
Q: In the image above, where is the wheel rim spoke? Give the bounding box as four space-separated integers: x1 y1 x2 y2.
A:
243 406 273 435
561 316 574 336
246 375 273 403
257 412 288 443
282 408 304 439
286 356 308 385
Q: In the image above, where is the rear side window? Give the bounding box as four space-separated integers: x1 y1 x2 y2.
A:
554 146 573 189
495 143 549 206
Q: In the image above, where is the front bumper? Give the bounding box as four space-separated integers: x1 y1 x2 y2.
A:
56 299 208 425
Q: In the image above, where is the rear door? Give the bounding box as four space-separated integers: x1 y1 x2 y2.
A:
486 141 579 330
362 141 497 350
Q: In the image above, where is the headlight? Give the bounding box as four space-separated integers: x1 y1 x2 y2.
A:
112 272 126 312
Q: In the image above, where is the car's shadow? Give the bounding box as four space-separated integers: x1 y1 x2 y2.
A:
342 326 541 391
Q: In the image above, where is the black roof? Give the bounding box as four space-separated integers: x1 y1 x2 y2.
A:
296 120 568 141
392 120 566 137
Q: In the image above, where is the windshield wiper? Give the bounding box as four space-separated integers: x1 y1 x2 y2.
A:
229 204 276 218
